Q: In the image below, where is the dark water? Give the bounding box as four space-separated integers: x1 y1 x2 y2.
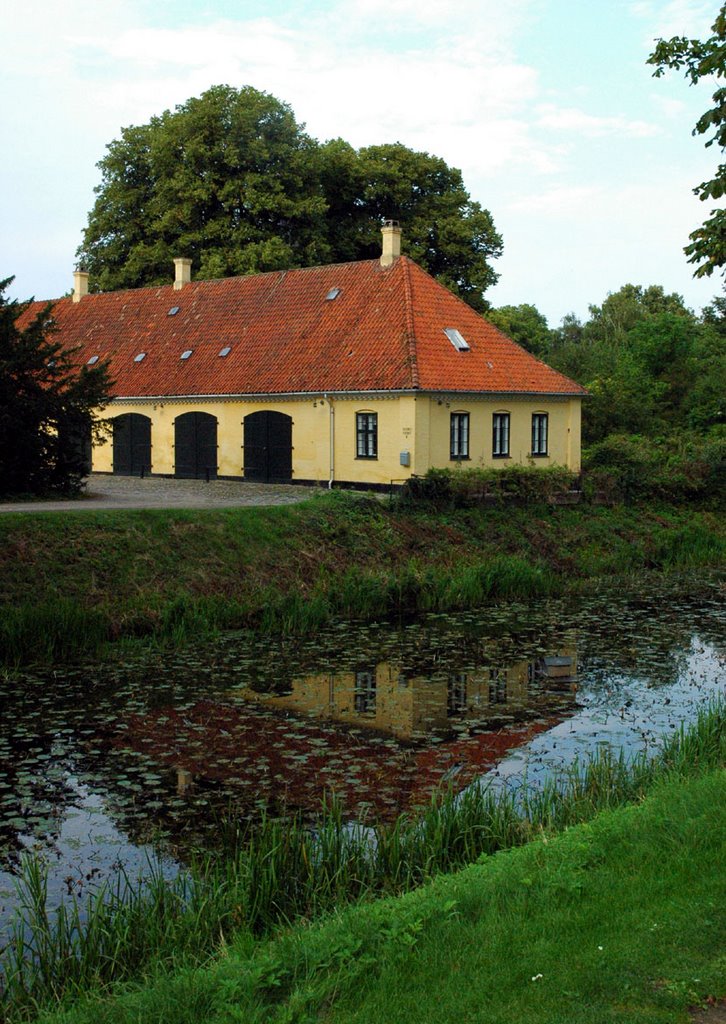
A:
0 572 723 933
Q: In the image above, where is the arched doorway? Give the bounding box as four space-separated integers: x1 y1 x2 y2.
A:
243 411 293 483
112 413 152 476
174 412 218 479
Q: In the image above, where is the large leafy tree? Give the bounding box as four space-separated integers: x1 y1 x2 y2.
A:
689 296 726 427
80 86 327 291
487 303 552 354
582 284 693 345
315 141 502 311
648 5 726 278
544 284 714 441
78 86 502 310
0 279 112 496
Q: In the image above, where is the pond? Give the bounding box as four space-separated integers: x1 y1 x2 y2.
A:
0 572 723 936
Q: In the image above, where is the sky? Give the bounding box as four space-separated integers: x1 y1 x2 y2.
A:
2 0 724 325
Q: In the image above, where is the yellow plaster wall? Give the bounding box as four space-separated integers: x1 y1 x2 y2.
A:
425 395 582 471
91 392 581 481
94 398 334 481
331 397 416 486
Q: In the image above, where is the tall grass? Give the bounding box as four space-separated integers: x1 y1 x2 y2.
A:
0 555 550 667
1 702 723 1020
0 601 111 666
257 555 551 634
1 492 724 667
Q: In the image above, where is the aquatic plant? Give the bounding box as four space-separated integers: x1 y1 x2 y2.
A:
0 495 723 666
1 701 723 1020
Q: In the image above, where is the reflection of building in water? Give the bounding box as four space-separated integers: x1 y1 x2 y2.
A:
447 674 467 717
237 651 577 741
354 670 376 715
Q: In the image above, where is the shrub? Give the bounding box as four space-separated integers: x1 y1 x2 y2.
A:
399 465 578 508
583 431 726 503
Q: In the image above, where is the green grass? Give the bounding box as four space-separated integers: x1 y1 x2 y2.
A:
0 492 723 665
2 703 723 1022
26 764 726 1024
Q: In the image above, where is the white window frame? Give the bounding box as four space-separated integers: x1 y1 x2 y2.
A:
450 412 470 460
531 413 549 456
493 412 510 457
356 412 378 459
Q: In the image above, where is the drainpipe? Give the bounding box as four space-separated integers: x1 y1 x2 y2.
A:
324 393 335 488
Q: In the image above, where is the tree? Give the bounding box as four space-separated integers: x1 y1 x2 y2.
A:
689 297 726 427
582 284 693 346
648 5 726 278
0 279 112 496
320 142 502 311
78 86 502 310
79 86 327 292
486 303 551 354
545 284 706 442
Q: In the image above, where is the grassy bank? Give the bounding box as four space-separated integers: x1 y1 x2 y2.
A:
0 490 724 665
8 719 723 1024
2 704 723 1022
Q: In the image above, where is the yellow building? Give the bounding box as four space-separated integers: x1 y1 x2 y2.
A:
39 223 586 486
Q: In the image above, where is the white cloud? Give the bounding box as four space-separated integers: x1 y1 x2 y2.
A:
2 0 720 320
489 173 720 321
507 184 601 216
535 104 660 139
630 0 715 41
649 94 689 118
338 0 533 49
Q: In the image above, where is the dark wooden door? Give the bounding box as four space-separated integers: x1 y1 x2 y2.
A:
113 414 152 475
243 411 293 483
174 412 218 479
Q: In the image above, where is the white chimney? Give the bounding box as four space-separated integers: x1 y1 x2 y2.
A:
380 219 402 267
173 257 192 290
72 269 89 303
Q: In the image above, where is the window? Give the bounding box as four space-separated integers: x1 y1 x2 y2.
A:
87 355 99 365
180 349 193 360
219 346 231 357
531 413 548 456
134 352 146 363
450 412 470 459
325 287 340 301
443 327 470 351
356 412 377 459
493 412 510 457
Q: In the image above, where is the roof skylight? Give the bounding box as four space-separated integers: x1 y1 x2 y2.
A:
168 306 180 316
325 287 341 301
219 346 231 357
134 352 146 363
180 349 193 360
87 355 99 365
444 328 470 352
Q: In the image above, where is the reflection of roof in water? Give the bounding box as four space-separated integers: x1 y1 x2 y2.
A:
116 697 569 821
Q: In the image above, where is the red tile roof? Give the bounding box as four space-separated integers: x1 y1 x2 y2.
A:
22 258 586 398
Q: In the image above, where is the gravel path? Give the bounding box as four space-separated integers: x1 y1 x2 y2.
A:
0 474 323 513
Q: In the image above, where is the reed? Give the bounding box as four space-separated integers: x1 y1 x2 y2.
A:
0 601 111 666
1 702 722 1020
1 494 724 667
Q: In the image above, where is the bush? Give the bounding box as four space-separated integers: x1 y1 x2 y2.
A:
583 431 726 503
399 465 578 508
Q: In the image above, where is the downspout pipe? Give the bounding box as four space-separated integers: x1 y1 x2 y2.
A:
324 393 335 488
